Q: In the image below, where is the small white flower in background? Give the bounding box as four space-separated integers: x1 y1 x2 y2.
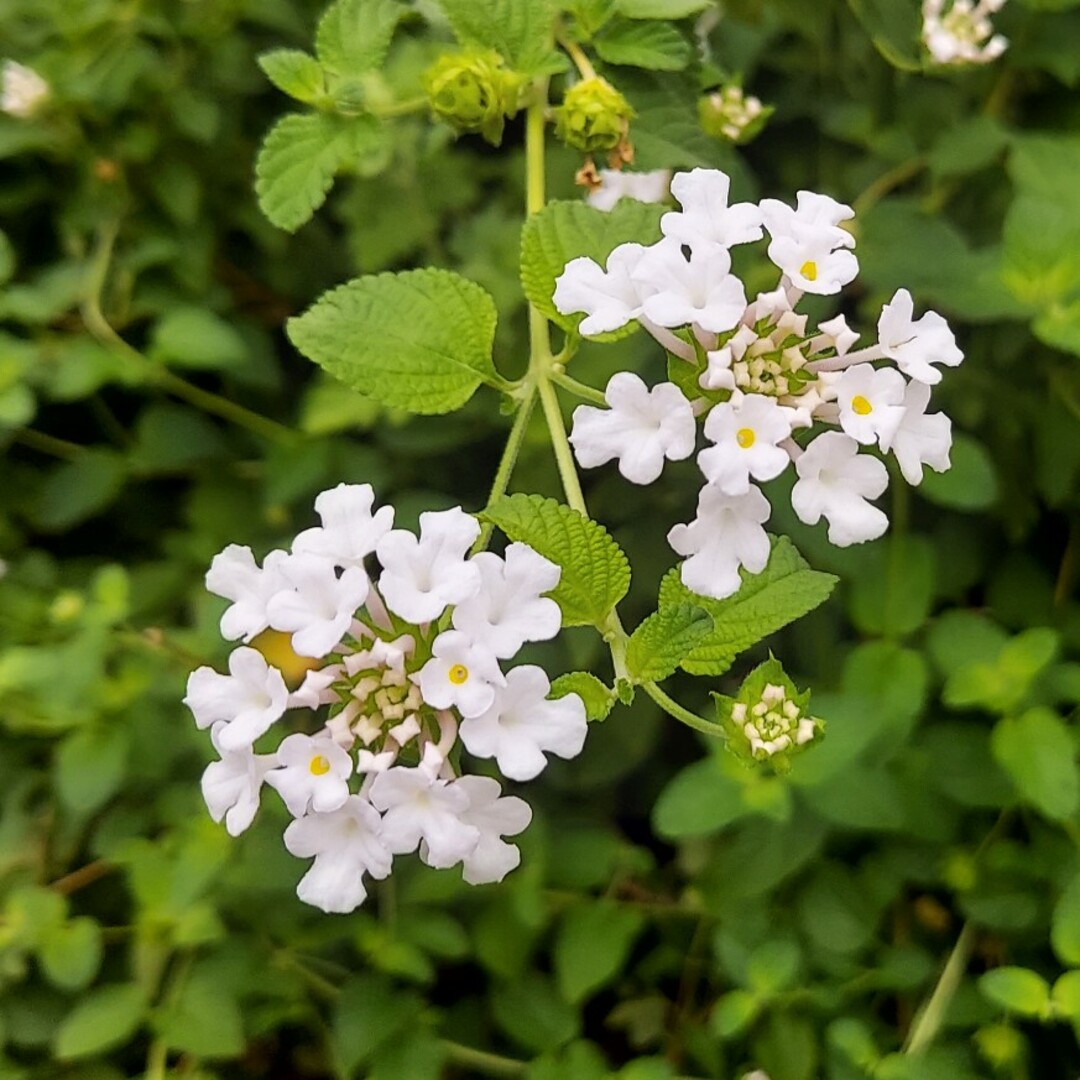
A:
266 732 354 817
877 288 964 385
660 168 763 251
184 646 289 750
553 242 653 336
459 665 588 781
635 238 748 334
880 379 953 485
699 84 768 143
376 507 481 624
699 394 795 495
791 431 889 546
188 486 588 914
834 363 907 446
668 484 772 600
922 0 1008 65
569 372 696 485
1 60 49 119
587 168 671 212
201 723 276 837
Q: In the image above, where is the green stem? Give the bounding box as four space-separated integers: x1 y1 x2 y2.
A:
643 681 724 738
370 95 428 118
537 372 588 516
442 1041 527 1078
902 922 976 1055
14 428 84 460
550 367 607 406
472 387 538 554
852 156 926 219
81 223 297 446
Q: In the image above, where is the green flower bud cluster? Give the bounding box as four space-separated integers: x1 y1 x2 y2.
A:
699 83 772 145
424 49 525 145
554 76 635 155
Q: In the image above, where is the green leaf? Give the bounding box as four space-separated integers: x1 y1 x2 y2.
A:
482 494 631 627
745 939 801 995
979 968 1052 1018
150 307 247 371
316 0 406 74
1053 971 1080 1026
1052 869 1080 966
520 198 665 335
945 628 1058 714
652 755 749 838
0 228 14 286
255 112 351 232
54 984 146 1060
434 0 563 74
492 973 580 1053
55 725 129 814
154 972 244 1058
991 707 1080 822
847 535 935 638
919 434 999 511
288 268 500 415
555 900 645 1003
625 603 712 683
928 116 1009 179
711 989 761 1038
594 21 691 70
38 918 103 992
659 537 837 676
550 671 615 722
845 0 923 70
33 449 127 532
615 0 711 16
333 975 422 1074
257 49 327 103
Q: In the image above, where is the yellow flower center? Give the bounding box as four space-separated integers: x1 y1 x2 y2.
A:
736 427 756 449
851 394 873 416
799 260 818 282
448 663 470 685
309 754 331 776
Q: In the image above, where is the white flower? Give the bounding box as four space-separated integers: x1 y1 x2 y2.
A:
369 766 480 868
815 314 860 357
791 431 889 546
454 776 532 885
184 646 289 751
760 192 858 295
922 0 1008 65
416 630 504 718
459 666 588 781
698 394 794 495
553 243 653 336
880 379 953 485
668 484 772 600
376 507 481 624
292 483 394 570
761 190 855 234
1 60 49 119
660 168 763 251
834 363 907 446
201 723 276 837
266 554 368 658
587 168 671 212
877 288 963 385
205 545 290 643
569 373 696 485
452 544 561 659
283 796 392 914
266 732 353 817
636 239 748 334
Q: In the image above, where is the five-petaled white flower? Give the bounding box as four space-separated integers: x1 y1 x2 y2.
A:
699 394 795 495
834 363 907 446
266 732 354 817
660 168 763 251
201 722 277 837
636 239 748 333
553 242 653 336
292 483 394 570
205 545 289 643
880 379 953 485
877 288 964 385
454 775 533 885
587 168 671 212
416 630 505 718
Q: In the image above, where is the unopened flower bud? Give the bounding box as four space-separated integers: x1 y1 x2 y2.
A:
424 49 524 145
699 83 771 145
554 76 635 155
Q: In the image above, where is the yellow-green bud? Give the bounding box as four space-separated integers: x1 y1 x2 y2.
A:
554 76 635 155
424 50 524 145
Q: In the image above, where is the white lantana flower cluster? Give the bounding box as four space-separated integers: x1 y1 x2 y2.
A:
554 168 961 601
922 0 1008 66
184 484 588 914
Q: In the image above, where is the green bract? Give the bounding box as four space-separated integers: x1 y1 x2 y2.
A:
554 76 636 154
424 49 525 144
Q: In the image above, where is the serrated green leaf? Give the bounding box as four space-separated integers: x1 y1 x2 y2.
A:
258 49 327 103
594 20 691 70
979 968 1051 1018
255 112 351 232
38 918 103 992
288 268 501 414
555 901 645 1004
435 0 564 74
54 984 146 1060
659 537 837 675
991 707 1080 821
316 0 406 74
615 0 711 16
482 494 631 627
550 671 615 721
625 603 713 683
520 198 664 335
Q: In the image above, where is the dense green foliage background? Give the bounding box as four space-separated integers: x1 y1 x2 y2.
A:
1 0 1080 1077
